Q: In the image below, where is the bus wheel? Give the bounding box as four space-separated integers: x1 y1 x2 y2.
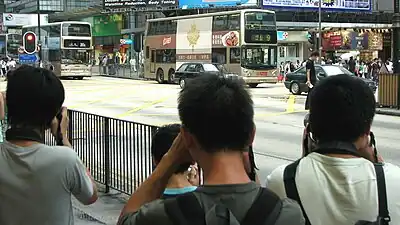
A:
156 69 164 84
168 69 175 84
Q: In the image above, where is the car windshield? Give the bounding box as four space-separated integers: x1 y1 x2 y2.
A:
203 64 219 72
214 64 229 73
324 66 354 76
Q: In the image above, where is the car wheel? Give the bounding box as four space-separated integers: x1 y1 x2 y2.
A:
156 69 164 84
179 78 186 89
290 82 301 95
248 83 258 88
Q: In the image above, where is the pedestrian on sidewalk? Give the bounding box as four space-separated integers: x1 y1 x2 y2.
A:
305 51 319 110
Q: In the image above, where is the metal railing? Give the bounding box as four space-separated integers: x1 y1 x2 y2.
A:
44 109 158 195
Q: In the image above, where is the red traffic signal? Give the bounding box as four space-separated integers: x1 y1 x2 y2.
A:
23 32 37 54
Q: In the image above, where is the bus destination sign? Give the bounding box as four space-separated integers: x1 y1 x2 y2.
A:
244 30 277 44
63 40 90 48
104 0 177 9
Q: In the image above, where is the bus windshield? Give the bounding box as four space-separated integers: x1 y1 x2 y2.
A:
62 23 91 37
244 12 275 29
241 45 277 70
61 49 91 65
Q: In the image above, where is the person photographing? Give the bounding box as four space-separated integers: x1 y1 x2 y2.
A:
305 51 319 110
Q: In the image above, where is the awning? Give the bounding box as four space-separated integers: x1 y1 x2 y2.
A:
49 7 102 22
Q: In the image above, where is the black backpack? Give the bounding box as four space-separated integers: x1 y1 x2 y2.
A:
164 187 282 225
283 142 391 225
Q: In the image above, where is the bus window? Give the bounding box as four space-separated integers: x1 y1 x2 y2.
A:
213 15 228 31
212 48 226 64
145 46 150 59
228 14 240 30
156 21 167 35
62 23 91 37
230 48 240 64
155 49 176 63
50 25 61 38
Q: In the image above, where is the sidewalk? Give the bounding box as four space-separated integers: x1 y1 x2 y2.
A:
376 107 400 116
74 185 127 225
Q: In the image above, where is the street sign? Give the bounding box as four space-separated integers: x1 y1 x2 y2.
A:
19 54 38 64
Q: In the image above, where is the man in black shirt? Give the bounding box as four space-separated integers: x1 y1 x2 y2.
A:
305 51 320 110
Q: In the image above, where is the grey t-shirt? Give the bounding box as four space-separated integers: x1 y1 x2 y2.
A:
0 141 94 225
119 182 305 225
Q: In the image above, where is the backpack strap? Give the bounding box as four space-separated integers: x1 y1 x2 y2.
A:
374 163 391 225
164 192 205 225
283 159 311 225
241 188 282 225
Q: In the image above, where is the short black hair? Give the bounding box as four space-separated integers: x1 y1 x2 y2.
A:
311 51 320 57
309 74 375 143
178 74 254 152
7 65 65 128
151 124 191 174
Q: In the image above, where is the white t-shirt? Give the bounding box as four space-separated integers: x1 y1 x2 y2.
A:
266 153 400 225
0 142 94 225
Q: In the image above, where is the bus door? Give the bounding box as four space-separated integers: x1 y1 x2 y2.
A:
150 49 156 73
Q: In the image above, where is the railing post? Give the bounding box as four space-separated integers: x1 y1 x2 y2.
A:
68 110 73 146
104 117 110 193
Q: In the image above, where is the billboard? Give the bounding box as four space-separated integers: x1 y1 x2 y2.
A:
2 14 49 27
262 0 371 11
179 0 257 9
322 31 383 51
104 0 178 8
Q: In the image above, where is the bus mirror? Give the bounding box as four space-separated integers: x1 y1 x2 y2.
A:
133 34 142 53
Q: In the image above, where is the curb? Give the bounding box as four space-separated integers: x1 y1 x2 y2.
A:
376 109 400 116
97 75 148 81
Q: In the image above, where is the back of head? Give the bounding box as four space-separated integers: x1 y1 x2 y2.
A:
151 124 191 173
178 73 254 152
309 74 375 143
7 65 65 128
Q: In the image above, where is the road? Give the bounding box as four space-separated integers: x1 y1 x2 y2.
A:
52 76 400 185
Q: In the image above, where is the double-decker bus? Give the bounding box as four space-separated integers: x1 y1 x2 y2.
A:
22 21 93 79
0 33 23 59
143 9 278 87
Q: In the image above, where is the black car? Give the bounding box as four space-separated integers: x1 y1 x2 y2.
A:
284 65 377 95
172 63 242 89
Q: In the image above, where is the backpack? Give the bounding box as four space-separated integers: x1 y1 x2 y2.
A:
283 141 391 225
164 188 282 225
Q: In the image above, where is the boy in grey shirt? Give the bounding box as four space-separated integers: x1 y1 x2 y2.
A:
0 65 97 225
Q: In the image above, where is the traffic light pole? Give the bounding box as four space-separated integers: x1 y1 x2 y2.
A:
318 0 322 60
37 0 41 66
393 0 400 109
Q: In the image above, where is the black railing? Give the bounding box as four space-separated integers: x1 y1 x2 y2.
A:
44 109 158 195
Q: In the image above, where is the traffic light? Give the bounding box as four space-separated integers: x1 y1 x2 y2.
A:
23 32 37 54
307 31 316 45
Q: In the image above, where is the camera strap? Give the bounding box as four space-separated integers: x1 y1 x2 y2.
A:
6 127 44 143
284 141 390 225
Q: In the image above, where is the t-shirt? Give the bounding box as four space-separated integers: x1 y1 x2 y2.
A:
0 142 94 225
119 182 305 225
305 59 316 85
161 186 197 199
266 153 400 225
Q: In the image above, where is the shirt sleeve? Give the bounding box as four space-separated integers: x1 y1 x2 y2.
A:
65 154 94 204
266 164 289 199
118 200 174 225
305 61 312 71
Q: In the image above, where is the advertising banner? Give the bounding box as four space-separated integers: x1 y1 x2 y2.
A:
2 13 49 27
179 0 257 9
322 31 383 51
104 0 177 9
176 17 213 68
262 0 370 11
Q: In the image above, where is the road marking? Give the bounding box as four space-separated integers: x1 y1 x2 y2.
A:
68 88 138 109
116 95 175 119
286 95 296 113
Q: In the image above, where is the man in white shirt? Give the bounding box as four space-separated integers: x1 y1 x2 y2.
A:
266 74 400 225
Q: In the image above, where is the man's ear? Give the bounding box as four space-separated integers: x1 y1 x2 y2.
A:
180 126 194 149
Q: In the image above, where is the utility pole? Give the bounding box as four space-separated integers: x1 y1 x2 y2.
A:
394 0 400 108
36 0 41 66
318 0 322 59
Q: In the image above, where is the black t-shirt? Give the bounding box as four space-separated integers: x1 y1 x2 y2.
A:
306 59 316 85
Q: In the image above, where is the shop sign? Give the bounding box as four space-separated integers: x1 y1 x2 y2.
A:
120 39 133 45
104 0 178 9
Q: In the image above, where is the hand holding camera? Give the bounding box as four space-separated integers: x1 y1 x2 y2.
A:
50 106 70 146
